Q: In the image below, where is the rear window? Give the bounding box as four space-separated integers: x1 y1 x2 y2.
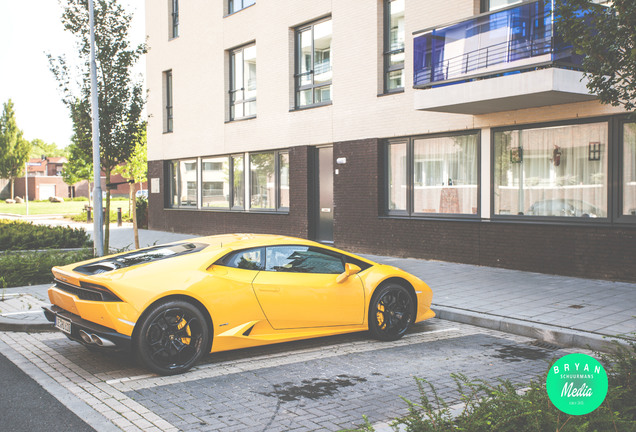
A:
74 242 207 275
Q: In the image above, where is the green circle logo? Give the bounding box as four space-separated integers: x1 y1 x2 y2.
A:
546 353 608 415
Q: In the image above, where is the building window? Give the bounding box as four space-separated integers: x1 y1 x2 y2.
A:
228 0 255 14
295 18 332 108
249 151 289 210
493 122 608 218
232 155 245 209
202 157 229 208
170 0 179 39
387 132 479 216
168 150 288 212
169 159 197 208
388 141 407 211
279 152 290 209
250 153 275 209
229 44 257 120
384 0 405 92
164 70 173 132
481 0 522 12
623 122 636 217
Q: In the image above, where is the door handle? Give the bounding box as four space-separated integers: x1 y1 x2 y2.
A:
256 286 280 292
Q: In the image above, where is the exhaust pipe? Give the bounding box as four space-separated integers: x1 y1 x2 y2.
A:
79 330 93 344
90 334 116 348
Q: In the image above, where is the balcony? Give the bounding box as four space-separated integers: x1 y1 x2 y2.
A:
413 0 597 115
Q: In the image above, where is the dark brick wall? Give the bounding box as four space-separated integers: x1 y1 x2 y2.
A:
333 138 636 282
147 146 313 238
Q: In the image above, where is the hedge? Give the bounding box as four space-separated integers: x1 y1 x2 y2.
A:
0 219 91 251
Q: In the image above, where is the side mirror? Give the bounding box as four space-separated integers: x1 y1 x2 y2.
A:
336 263 361 283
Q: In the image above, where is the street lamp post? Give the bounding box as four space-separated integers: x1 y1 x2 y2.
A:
25 161 29 216
88 0 104 256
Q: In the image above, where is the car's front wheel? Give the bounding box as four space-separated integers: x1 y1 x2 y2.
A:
135 300 209 375
368 283 415 341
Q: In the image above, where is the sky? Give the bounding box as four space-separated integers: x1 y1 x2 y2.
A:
0 0 145 149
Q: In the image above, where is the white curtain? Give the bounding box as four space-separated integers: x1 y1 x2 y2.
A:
413 134 478 214
494 122 608 217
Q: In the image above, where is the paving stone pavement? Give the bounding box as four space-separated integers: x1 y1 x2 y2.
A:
0 319 590 432
1 217 633 430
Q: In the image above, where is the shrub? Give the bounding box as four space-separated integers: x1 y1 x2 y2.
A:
67 207 133 223
348 342 636 432
71 196 89 201
0 219 91 250
0 249 94 287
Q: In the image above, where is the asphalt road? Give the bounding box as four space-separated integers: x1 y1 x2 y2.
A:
0 351 94 432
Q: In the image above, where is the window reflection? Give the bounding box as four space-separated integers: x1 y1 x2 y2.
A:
250 153 275 209
202 157 229 208
232 155 245 209
266 246 345 274
623 123 636 216
385 0 405 91
296 19 332 107
170 159 197 208
230 44 256 120
279 152 290 208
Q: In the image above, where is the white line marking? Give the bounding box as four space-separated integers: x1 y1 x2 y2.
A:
105 374 156 385
0 310 43 317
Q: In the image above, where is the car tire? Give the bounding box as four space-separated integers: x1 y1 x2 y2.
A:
135 300 209 375
368 283 415 341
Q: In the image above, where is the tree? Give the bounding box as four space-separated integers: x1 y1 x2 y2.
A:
49 0 146 254
0 100 31 199
62 99 94 205
113 122 147 249
555 0 636 111
30 139 69 159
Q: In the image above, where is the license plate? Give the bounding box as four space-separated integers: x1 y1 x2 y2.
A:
55 316 72 334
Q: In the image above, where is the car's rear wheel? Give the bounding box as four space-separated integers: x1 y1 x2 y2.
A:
136 300 208 375
368 283 414 341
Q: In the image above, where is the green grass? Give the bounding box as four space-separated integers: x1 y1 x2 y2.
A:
0 199 129 216
0 200 90 216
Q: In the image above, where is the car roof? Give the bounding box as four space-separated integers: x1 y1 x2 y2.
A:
191 233 325 250
189 233 376 264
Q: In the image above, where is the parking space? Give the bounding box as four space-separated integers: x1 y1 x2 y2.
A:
0 319 586 431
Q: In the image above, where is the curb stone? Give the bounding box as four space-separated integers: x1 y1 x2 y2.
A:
434 305 630 353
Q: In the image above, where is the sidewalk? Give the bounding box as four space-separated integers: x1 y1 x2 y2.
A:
1 222 634 353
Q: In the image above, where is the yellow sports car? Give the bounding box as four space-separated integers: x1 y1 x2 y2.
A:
43 234 435 375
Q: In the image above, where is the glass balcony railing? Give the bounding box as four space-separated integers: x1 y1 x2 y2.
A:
413 0 582 87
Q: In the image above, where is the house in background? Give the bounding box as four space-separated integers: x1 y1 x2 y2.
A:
7 155 146 201
145 0 635 281
13 156 71 201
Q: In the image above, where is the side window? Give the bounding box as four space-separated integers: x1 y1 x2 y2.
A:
217 247 264 270
266 246 345 274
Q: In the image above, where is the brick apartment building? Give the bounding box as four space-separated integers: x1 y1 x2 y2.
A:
145 0 636 281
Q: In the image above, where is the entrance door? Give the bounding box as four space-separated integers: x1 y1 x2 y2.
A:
316 146 333 242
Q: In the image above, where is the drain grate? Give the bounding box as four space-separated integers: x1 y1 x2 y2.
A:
528 340 562 351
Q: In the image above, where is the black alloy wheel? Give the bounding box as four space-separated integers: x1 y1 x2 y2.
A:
136 300 208 375
368 283 415 341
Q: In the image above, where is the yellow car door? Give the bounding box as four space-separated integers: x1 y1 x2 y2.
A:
251 245 365 329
